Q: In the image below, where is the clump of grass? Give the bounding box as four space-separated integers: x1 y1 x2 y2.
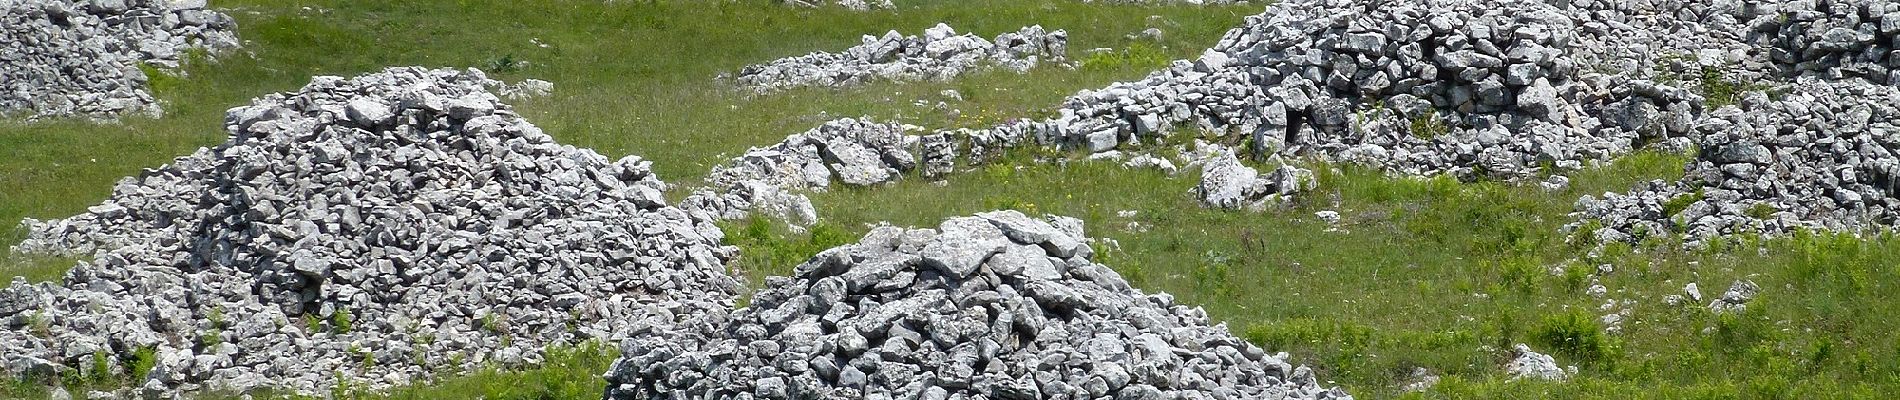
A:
1409 113 1448 139
1080 42 1171 72
1534 310 1613 366
127 346 158 383
1662 189 1706 217
723 217 856 299
333 307 354 334
1746 202 1777 219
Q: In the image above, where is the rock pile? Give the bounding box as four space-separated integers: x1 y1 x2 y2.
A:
682 118 921 227
1754 0 1900 85
3 67 742 396
1081 0 1247 3
1 0 239 119
779 0 894 10
603 211 1352 400
1569 79 1900 245
908 0 1721 183
734 24 1068 94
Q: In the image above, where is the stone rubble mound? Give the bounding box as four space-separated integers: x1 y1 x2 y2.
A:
2 67 742 397
682 118 921 227
911 0 1719 183
1080 0 1247 3
734 24 1068 94
603 211 1352 400
1754 0 1900 85
1569 78 1900 245
779 0 894 10
1 0 239 119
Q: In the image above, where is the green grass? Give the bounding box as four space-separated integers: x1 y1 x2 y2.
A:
0 0 1254 280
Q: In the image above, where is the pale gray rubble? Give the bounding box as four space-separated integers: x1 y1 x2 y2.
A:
1568 78 1900 246
681 118 920 227
1707 279 1759 314
1750 0 1900 85
603 211 1353 400
1081 0 1248 3
3 67 742 397
779 0 894 9
734 24 1068 94
1195 148 1317 210
1 0 240 119
903 0 1715 183
1505 344 1571 381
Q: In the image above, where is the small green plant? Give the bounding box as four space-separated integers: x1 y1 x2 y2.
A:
128 346 158 383
89 350 113 383
1662 189 1706 217
1746 202 1777 219
304 313 323 334
1409 113 1447 139
24 310 50 338
481 313 503 333
1193 250 1236 297
1535 311 1612 365
1080 42 1170 71
333 307 354 334
485 53 524 73
136 63 184 96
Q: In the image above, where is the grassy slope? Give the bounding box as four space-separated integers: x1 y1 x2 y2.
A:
0 0 1241 281
5 0 1899 399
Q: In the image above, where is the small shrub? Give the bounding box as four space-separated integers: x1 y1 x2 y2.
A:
128 346 158 382
485 53 524 73
1193 250 1236 297
89 350 113 383
333 307 353 334
304 313 323 334
1535 310 1612 365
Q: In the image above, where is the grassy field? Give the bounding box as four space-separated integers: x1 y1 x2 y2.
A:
7 0 1900 399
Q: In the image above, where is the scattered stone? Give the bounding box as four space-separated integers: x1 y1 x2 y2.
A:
1398 367 1439 393
1505 344 1571 381
604 212 1351 399
734 24 1067 94
1708 280 1759 314
6 68 741 397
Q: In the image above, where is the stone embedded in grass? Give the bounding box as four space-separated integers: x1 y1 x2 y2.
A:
1707 280 1759 314
1 0 239 119
732 24 1068 94
1505 344 1572 381
4 67 741 397
603 211 1352 400
1194 148 1316 210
